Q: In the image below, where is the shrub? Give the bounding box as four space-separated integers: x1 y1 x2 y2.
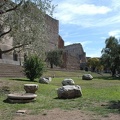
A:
46 49 63 68
23 55 44 81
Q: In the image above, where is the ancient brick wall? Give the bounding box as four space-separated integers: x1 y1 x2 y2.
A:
58 35 64 49
45 15 59 51
64 43 87 70
62 52 80 69
0 14 59 65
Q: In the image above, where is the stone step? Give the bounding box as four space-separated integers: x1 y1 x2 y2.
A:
0 63 25 78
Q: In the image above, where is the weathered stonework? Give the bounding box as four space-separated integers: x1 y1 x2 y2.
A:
58 35 64 49
45 15 59 51
0 36 21 65
63 43 87 70
0 14 60 65
0 2 87 71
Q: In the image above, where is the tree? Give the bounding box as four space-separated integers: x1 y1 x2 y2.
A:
23 55 44 81
87 57 103 72
0 0 55 57
46 49 63 68
101 36 120 76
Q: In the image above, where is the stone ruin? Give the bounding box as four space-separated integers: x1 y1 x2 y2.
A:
7 84 38 103
82 74 93 80
39 77 52 84
57 78 82 99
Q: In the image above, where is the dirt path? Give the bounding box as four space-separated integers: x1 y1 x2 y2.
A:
14 108 120 120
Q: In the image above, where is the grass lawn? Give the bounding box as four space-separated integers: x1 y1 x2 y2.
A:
0 69 120 120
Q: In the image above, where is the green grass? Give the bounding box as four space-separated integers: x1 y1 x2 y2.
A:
0 69 120 120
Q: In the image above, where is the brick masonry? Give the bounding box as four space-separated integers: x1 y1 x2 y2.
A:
0 14 60 65
45 15 59 51
58 35 64 49
63 43 87 70
0 14 87 70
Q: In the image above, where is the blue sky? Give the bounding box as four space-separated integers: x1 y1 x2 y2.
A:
52 0 120 57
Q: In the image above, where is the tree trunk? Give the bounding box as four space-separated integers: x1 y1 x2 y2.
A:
50 63 53 68
111 69 116 77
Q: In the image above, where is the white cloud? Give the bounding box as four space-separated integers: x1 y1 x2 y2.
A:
57 13 120 28
54 1 112 26
53 0 120 58
64 41 72 46
65 41 81 46
111 0 120 10
65 40 92 47
86 52 101 57
56 3 111 15
96 15 120 27
80 41 92 47
108 30 120 38
53 0 120 28
85 48 102 57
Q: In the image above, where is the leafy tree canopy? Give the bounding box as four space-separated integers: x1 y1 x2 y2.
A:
101 36 120 76
87 57 103 72
46 49 63 68
0 0 55 57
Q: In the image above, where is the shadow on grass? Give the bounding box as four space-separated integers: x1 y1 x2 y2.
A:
3 98 15 104
94 76 120 81
54 96 81 100
9 78 38 83
54 97 70 100
107 100 120 112
3 98 34 104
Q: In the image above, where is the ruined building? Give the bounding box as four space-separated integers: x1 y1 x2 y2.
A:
45 15 59 51
0 2 86 71
63 43 87 70
0 14 62 65
0 13 87 70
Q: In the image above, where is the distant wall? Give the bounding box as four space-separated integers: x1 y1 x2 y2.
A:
63 43 87 69
65 43 86 62
62 52 80 69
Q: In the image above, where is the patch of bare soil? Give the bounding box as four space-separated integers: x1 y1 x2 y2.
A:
13 108 120 120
